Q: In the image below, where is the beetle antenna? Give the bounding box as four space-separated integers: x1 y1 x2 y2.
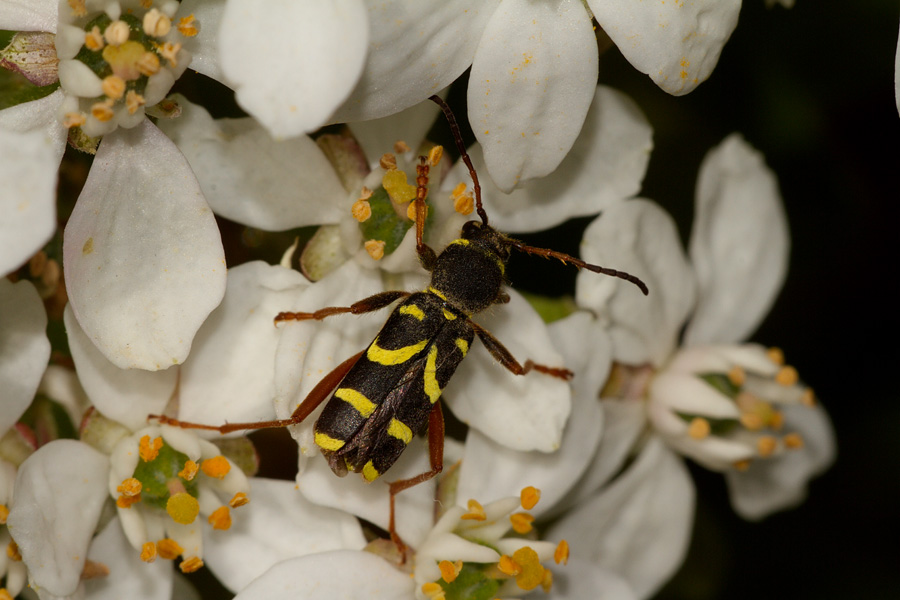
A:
508 241 649 295
428 95 488 226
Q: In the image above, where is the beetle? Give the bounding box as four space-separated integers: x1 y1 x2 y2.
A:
155 95 648 549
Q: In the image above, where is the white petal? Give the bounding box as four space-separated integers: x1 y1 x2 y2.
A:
0 0 57 32
456 313 610 516
178 262 310 432
576 199 696 366
204 478 365 593
64 304 176 431
467 0 597 192
219 0 368 138
649 371 741 419
445 288 571 452
348 95 442 165
84 517 173 600
450 86 651 233
333 0 501 122
63 120 226 370
177 0 226 82
726 403 835 519
0 279 50 435
0 90 66 277
57 60 104 97
547 437 694 599
589 0 740 95
684 134 789 346
157 97 346 230
233 551 412 600
550 559 638 600
7 440 109 598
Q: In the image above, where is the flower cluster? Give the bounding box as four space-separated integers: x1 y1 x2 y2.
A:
0 1 838 599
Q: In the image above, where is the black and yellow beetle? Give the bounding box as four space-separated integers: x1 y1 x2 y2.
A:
156 96 647 547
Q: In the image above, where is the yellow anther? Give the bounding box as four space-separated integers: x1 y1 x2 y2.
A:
511 547 544 591
767 347 785 365
117 493 141 508
179 459 199 481
208 506 232 530
140 0 152 8
775 365 799 387
201 455 231 479
137 51 161 76
740 412 765 431
141 542 157 562
7 540 21 561
0 504 8 525
453 192 474 216
67 0 88 18
687 417 711 440
177 14 200 37
510 512 535 534
461 499 486 521
733 459 752 471
393 140 411 154
801 388 817 407
421 582 446 600
554 539 569 565
81 560 109 580
438 559 462 583
143 8 172 37
364 239 386 261
230 492 250 508
125 90 145 115
166 492 200 525
497 554 521 576
358 186 373 201
521 486 541 510
541 567 554 592
382 169 416 204
770 410 785 430
757 435 777 458
158 41 182 67
91 99 115 123
735 391 758 413
117 477 142 497
179 556 204 574
101 74 126 100
139 435 164 462
379 153 397 170
0 589 11 600
727 365 746 387
156 538 183 560
427 145 444 167
84 26 104 51
104 20 131 46
451 182 467 198
406 200 419 222
351 198 372 222
784 433 804 449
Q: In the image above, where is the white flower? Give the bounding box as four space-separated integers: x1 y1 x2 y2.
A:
332 0 739 192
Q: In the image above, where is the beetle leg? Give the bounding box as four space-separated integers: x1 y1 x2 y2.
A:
274 291 410 324
471 321 573 381
150 351 364 434
387 400 445 560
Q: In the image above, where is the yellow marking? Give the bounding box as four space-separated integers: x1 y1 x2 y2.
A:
335 387 377 417
442 308 457 321
367 337 427 365
449 238 471 248
427 286 447 301
455 338 469 356
424 345 441 404
387 418 413 445
400 304 426 321
314 431 346 452
362 460 380 481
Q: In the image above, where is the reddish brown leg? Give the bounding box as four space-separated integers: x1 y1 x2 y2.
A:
471 322 574 381
151 351 364 434
387 400 445 559
274 291 410 323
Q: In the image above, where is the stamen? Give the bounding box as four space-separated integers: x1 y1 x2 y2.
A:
379 153 397 170
177 15 200 37
453 192 474 216
179 459 199 481
104 21 131 47
136 51 161 76
157 41 182 67
511 547 545 591
117 493 141 508
101 74 126 100
767 347 785 365
166 492 200 524
735 391 759 413
427 145 443 167
358 186 373 200
801 388 817 407
364 240 386 261
85 26 104 51
727 365 746 387
229 492 250 508
541 568 554 592
740 412 764 431
784 433 804 449
64 112 87 129
81 560 110 579
125 90 146 114
733 459 751 471
0 590 12 600
179 556 204 574
757 436 777 458
140 0 152 8
775 365 799 387
510 512 535 534
351 198 372 222
139 435 164 461
688 417 711 439
554 540 569 565
208 506 232 530
438 559 462 583
143 9 172 37
117 477 142 497
461 499 487 521
497 554 521 576
521 486 541 510
421 582 446 600
156 538 183 560
67 0 88 18
91 99 115 123
141 542 157 562
393 140 411 154
0 504 8 525
200 456 231 479
770 410 785 430
7 540 21 561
